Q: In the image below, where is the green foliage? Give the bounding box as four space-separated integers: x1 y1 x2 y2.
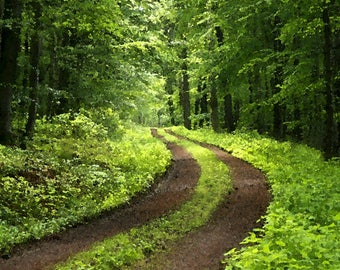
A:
170 126 340 269
29 113 110 161
164 0 339 155
5 0 173 143
0 113 171 254
55 129 232 269
82 107 124 138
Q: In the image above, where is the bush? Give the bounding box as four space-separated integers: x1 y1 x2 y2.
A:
0 112 171 254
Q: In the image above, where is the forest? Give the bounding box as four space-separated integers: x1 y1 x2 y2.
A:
0 0 339 269
0 0 339 157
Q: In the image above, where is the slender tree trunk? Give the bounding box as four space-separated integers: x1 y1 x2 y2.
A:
0 0 23 145
292 106 302 141
0 0 5 57
200 93 208 127
194 80 202 129
272 89 284 138
210 81 219 132
165 76 176 125
47 46 56 118
46 32 60 118
234 99 240 128
323 5 337 158
25 2 42 140
180 48 191 129
209 26 225 132
250 65 267 133
272 15 285 139
223 93 234 132
195 79 208 128
200 84 208 128
335 32 340 156
55 68 70 114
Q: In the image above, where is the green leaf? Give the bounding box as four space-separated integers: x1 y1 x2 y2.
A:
334 213 340 221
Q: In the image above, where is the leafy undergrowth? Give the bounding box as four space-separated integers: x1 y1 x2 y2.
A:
54 129 232 269
170 126 340 270
0 112 171 255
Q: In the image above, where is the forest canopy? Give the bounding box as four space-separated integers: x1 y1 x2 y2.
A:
0 0 339 158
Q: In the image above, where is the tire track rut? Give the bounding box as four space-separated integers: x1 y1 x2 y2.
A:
137 130 270 270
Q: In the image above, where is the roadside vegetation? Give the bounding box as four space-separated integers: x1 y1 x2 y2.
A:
55 129 232 269
170 126 340 269
1 120 339 269
0 111 171 255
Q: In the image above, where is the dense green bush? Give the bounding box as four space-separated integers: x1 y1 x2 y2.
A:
0 113 171 254
171 126 340 269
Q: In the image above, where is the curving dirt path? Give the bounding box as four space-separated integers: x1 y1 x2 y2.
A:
0 129 270 270
138 131 271 270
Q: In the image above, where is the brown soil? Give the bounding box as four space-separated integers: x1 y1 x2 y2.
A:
0 129 270 270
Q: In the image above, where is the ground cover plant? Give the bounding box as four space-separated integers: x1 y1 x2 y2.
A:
0 112 171 255
170 126 340 269
54 129 232 269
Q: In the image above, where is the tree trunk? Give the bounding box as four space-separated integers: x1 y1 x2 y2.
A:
194 93 200 129
52 31 72 115
210 81 219 132
0 0 5 57
200 94 208 127
180 48 191 129
208 26 224 132
46 31 61 118
234 99 240 129
249 65 267 133
165 76 176 125
199 83 208 128
194 79 208 128
223 93 234 132
272 15 285 139
335 31 340 156
323 6 337 158
25 2 42 140
0 0 23 145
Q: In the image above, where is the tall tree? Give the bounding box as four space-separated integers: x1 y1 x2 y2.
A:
322 1 338 158
272 15 285 139
0 0 23 145
0 0 4 56
180 47 191 129
24 1 43 140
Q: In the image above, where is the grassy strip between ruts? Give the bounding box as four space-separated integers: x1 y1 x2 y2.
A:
170 126 340 270
54 129 232 270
